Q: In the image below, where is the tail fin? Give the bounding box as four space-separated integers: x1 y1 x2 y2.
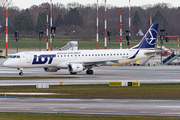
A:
132 23 159 50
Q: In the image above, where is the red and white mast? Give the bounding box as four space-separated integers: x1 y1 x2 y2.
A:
96 0 99 49
50 0 53 51
104 0 107 49
120 8 123 49
150 13 152 27
6 0 8 56
129 0 131 49
178 37 179 51
46 8 49 51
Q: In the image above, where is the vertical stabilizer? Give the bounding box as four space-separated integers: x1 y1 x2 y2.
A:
132 23 159 50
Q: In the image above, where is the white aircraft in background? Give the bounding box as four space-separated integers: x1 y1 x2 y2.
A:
3 23 159 75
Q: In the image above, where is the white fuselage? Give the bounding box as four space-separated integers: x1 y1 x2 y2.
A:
3 49 152 69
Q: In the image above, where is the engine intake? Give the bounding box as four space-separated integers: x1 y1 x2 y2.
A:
68 63 84 73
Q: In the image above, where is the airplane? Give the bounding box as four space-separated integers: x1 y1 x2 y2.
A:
3 23 159 75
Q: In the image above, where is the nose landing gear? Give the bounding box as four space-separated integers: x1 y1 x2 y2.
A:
19 71 23 75
18 68 23 76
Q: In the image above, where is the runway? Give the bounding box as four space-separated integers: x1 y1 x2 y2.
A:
0 97 180 116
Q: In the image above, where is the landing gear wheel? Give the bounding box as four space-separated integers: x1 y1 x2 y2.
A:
70 72 77 75
86 70 94 75
19 72 23 76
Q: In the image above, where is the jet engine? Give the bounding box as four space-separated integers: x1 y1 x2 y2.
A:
68 63 84 73
44 67 60 72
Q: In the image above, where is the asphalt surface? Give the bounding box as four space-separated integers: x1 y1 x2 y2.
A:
0 97 180 116
1 57 180 116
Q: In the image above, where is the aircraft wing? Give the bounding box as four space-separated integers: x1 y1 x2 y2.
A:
144 50 170 56
69 58 127 66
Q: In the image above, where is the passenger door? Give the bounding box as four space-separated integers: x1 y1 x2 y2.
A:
25 52 31 63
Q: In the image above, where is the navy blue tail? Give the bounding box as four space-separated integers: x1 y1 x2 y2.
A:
132 23 159 50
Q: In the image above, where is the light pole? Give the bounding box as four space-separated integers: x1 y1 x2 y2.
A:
107 31 111 49
14 31 19 53
39 31 43 51
51 26 56 51
160 28 165 64
126 30 130 48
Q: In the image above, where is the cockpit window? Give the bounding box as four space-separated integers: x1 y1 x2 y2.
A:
11 55 20 58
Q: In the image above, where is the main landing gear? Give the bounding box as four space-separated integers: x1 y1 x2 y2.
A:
86 69 93 75
18 68 23 76
70 72 77 75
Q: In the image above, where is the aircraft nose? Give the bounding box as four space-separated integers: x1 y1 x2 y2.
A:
3 60 10 67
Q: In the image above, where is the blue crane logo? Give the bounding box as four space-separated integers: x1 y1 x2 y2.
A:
145 28 157 45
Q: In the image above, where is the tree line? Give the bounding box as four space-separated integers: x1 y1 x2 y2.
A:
0 2 180 41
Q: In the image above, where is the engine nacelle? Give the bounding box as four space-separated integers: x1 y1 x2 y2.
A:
68 63 84 73
44 67 60 72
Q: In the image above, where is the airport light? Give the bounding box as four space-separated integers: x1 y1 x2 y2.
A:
51 26 56 51
39 31 44 51
14 31 19 53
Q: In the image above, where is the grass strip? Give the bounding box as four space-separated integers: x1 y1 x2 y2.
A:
0 84 180 99
0 40 179 49
0 113 179 120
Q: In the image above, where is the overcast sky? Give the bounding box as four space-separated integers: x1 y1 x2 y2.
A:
13 0 179 9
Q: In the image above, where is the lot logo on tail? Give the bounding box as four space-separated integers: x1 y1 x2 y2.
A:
145 28 157 45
